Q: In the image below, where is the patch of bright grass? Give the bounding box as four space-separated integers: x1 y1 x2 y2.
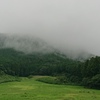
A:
0 77 99 100
36 76 60 84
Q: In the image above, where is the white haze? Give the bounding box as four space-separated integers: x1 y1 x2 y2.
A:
0 34 55 54
0 0 100 56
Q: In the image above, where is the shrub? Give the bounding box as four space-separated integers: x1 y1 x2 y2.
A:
89 74 100 89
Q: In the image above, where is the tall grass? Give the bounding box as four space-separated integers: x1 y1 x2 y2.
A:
36 76 60 84
0 74 21 83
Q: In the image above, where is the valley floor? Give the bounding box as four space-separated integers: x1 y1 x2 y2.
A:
0 77 100 100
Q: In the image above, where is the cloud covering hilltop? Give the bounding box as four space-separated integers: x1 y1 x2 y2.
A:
0 0 100 55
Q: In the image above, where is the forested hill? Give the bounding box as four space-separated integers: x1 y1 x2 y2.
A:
0 34 100 89
0 33 93 60
0 34 84 77
0 48 100 89
0 48 79 76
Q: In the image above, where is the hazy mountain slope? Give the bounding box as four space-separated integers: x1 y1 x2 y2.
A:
0 48 79 76
0 34 56 54
0 34 100 90
0 34 79 76
0 33 94 60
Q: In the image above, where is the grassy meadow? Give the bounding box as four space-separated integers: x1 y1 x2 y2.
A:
0 77 100 100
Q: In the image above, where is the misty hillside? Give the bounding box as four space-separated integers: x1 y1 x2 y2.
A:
0 47 100 89
0 34 93 60
0 34 56 54
0 34 79 76
0 0 100 90
0 48 79 76
0 34 100 89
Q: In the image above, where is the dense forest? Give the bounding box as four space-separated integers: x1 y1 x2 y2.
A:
0 48 78 76
0 48 100 89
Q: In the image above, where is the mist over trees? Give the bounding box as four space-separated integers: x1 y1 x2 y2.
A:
0 34 99 89
0 33 93 60
0 0 100 90
1 0 100 56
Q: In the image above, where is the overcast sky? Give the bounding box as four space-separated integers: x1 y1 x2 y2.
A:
0 0 100 55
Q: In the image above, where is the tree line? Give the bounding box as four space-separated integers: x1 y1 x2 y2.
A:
0 48 100 89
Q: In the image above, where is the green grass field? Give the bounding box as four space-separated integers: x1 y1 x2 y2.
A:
0 77 100 100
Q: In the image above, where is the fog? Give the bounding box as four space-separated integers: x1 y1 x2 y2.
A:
0 34 55 54
0 0 100 56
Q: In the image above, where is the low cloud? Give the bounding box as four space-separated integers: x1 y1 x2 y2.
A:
0 0 100 55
